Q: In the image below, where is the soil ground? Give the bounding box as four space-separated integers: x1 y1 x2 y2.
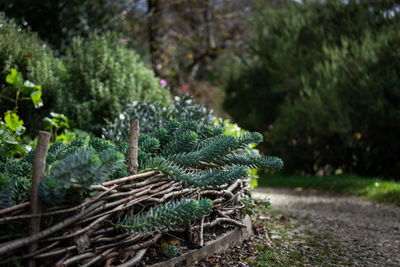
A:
188 187 400 267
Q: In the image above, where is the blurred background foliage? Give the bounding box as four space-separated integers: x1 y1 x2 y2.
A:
1 0 400 179
224 0 400 178
0 0 253 116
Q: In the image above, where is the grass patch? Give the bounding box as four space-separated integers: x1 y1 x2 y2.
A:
258 173 400 206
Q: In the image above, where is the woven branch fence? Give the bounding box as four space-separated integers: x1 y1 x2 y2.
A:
0 122 251 267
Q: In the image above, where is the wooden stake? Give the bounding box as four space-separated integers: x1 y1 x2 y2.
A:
28 131 50 267
199 217 205 246
128 120 139 175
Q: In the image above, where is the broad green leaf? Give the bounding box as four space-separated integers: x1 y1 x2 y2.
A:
43 117 57 130
44 112 70 130
50 112 69 128
50 112 67 120
5 68 23 86
0 129 19 145
0 128 26 157
30 90 43 109
4 110 25 135
21 80 38 94
16 124 26 136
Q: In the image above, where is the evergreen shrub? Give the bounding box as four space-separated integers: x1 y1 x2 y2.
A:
60 33 171 134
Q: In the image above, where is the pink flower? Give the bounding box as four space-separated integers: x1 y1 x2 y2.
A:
160 79 167 87
120 39 127 44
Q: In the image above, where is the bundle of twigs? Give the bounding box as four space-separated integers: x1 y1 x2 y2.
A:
0 123 252 267
0 171 250 266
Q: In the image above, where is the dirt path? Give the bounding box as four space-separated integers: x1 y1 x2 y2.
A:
253 187 400 266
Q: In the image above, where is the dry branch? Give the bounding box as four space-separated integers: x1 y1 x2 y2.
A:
0 156 252 266
102 171 157 186
0 202 29 216
0 201 104 256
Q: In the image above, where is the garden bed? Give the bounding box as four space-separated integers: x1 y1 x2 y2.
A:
0 119 282 266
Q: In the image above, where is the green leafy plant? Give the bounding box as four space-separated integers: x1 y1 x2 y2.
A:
161 245 179 258
0 127 25 158
1 68 44 138
0 15 65 136
3 110 25 135
43 112 70 142
0 68 47 158
0 68 70 158
5 68 43 110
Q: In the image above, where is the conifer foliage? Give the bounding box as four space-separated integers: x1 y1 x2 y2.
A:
0 119 282 219
0 137 125 208
114 120 282 232
0 119 282 266
137 120 282 187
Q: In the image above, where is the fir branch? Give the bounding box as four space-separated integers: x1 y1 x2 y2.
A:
0 174 31 208
189 166 248 187
22 149 35 165
140 157 187 179
236 132 263 149
178 120 199 133
161 131 198 156
96 148 125 182
116 142 129 156
48 147 100 189
140 157 246 188
117 142 150 164
138 134 160 154
0 177 14 209
217 154 284 170
154 128 170 147
47 147 124 190
166 152 201 167
46 142 68 164
116 198 213 234
196 135 238 163
89 137 115 153
167 134 255 167
197 125 224 140
164 120 182 135
38 176 66 207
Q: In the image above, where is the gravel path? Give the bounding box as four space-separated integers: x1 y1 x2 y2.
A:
253 187 400 266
